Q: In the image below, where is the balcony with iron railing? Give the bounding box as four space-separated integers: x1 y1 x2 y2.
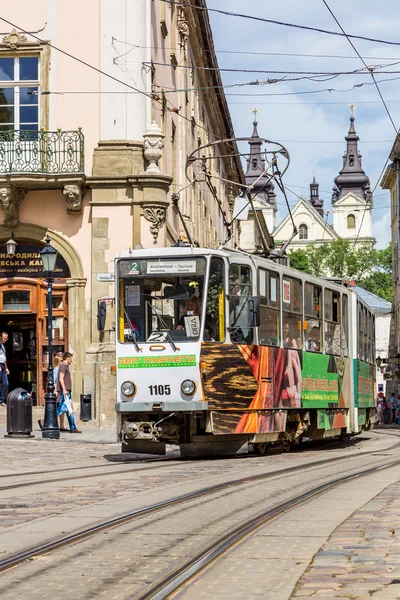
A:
0 129 84 174
0 129 86 225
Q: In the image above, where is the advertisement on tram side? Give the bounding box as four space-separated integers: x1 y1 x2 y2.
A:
201 344 351 434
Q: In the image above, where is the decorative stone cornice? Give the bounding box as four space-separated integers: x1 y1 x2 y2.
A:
62 184 85 214
0 185 27 228
66 277 87 289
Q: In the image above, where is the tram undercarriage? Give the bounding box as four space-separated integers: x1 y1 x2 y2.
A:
116 407 373 457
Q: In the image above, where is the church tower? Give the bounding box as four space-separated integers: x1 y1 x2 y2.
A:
244 110 277 233
309 175 324 217
331 108 373 243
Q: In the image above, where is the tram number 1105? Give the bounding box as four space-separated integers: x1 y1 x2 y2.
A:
148 384 171 396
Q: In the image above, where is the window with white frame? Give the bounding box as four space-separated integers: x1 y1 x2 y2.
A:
299 223 308 240
0 56 39 131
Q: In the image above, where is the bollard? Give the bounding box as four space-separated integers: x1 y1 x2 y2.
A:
80 394 92 421
5 387 34 438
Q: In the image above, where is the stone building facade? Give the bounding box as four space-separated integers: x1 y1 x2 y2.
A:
381 133 400 389
0 1 242 426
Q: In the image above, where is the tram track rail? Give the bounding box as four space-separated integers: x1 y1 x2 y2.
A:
136 458 400 600
1 437 400 575
1 431 399 493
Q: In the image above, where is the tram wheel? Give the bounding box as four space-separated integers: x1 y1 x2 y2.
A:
253 442 269 456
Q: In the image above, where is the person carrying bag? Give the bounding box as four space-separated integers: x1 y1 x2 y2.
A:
57 352 81 433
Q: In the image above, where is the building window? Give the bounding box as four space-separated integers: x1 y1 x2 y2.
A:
0 56 39 131
299 224 308 240
347 214 356 229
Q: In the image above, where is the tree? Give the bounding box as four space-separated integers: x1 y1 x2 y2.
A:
288 241 392 301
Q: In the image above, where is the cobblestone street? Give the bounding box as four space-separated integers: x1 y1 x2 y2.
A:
0 429 400 598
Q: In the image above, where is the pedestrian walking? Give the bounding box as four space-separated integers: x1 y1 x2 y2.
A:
377 399 383 424
390 393 397 424
381 397 389 424
57 352 82 433
0 331 9 406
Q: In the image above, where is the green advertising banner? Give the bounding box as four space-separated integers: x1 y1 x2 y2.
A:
356 361 375 408
118 355 196 369
301 353 339 408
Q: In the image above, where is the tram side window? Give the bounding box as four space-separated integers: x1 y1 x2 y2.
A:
324 289 341 355
342 295 349 357
282 276 302 349
259 269 280 346
368 311 374 364
358 303 364 361
205 257 225 342
305 283 322 352
371 313 376 364
229 264 252 344
363 306 368 362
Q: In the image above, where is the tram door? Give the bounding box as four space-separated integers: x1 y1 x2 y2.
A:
0 280 68 405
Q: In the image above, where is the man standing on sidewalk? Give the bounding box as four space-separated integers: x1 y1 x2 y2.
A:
0 332 9 406
58 352 82 433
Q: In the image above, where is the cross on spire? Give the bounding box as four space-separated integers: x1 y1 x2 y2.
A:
252 107 259 122
348 103 356 115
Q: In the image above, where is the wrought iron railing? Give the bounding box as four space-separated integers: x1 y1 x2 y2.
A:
0 129 84 174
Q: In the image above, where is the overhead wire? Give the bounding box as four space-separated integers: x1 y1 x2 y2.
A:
319 0 398 252
321 0 398 135
111 38 400 62
161 1 400 48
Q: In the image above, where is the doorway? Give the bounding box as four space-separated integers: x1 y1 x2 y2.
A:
0 280 68 405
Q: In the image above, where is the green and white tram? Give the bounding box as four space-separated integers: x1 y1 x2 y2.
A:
114 247 376 456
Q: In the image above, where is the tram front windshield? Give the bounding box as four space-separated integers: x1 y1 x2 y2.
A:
117 257 207 343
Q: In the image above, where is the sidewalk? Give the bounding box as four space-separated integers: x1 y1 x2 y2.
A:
0 406 118 445
292 481 400 599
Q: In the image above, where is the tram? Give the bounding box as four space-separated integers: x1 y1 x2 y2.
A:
114 247 376 456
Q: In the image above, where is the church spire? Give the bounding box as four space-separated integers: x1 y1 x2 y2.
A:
245 109 276 207
332 106 372 204
310 174 324 217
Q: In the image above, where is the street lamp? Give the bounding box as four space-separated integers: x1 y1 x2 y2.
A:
39 237 59 440
6 232 17 256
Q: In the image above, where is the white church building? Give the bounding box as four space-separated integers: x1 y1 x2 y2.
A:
240 112 375 252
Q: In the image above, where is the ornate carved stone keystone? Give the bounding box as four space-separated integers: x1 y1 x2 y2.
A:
62 184 84 214
2 28 28 49
143 204 167 244
143 122 164 174
0 185 27 228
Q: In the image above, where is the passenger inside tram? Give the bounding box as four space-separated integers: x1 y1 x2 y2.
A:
283 323 299 349
307 326 321 352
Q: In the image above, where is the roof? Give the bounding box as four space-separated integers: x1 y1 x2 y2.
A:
353 286 391 313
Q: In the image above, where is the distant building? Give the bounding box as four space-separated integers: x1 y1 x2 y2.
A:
240 112 375 253
352 286 391 394
381 133 400 392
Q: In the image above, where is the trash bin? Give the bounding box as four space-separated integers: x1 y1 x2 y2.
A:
80 394 92 421
5 388 34 438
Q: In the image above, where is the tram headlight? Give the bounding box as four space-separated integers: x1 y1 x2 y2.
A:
121 381 136 397
181 379 196 395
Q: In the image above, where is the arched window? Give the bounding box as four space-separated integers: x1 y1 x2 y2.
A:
299 224 308 240
347 214 356 229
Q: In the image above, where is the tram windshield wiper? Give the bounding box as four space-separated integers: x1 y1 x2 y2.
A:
118 299 141 353
145 300 178 352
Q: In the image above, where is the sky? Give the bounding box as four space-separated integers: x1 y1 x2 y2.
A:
207 0 399 248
